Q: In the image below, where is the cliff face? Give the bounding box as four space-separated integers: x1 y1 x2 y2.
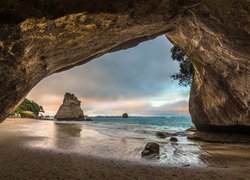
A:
0 0 249 141
165 1 250 137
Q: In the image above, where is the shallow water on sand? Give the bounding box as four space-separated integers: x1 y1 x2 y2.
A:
1 118 250 169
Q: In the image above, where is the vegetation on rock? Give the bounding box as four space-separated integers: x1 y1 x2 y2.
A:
15 98 44 118
170 46 193 87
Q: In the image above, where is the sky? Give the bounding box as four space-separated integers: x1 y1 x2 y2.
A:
27 35 190 116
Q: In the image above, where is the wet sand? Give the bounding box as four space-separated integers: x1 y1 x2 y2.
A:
0 118 249 180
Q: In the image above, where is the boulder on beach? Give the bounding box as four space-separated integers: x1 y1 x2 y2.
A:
170 137 178 142
85 117 93 121
156 131 179 138
156 132 167 138
55 93 84 121
141 142 160 158
122 113 129 118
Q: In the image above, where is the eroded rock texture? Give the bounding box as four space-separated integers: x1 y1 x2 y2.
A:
55 93 84 121
0 0 249 141
165 1 250 138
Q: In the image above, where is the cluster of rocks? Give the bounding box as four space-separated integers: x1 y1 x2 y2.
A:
141 131 181 158
155 131 178 142
155 131 178 138
141 126 198 158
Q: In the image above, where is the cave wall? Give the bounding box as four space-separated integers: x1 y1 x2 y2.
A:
0 0 249 138
0 0 182 120
166 1 250 133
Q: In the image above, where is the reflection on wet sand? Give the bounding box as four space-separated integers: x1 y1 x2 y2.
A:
54 123 82 137
53 123 82 149
198 142 250 168
0 118 249 170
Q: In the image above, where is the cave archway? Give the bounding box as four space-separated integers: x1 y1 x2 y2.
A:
0 0 249 141
27 35 191 117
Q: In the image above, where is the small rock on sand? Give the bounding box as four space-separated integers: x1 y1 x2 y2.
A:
141 142 160 158
170 137 178 142
156 132 167 138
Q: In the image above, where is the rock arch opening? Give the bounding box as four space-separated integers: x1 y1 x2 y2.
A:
27 35 191 117
0 0 249 142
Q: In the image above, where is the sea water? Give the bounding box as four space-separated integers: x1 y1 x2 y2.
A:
64 114 194 141
1 118 250 176
2 118 250 168
91 114 193 131
55 114 204 166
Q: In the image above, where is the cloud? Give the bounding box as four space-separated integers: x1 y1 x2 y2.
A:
81 98 188 116
27 35 190 115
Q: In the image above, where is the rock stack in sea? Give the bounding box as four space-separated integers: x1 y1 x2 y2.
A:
122 113 129 118
85 117 93 121
55 93 84 121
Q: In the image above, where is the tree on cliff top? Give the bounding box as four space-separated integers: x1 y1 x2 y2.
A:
170 46 193 87
15 98 44 117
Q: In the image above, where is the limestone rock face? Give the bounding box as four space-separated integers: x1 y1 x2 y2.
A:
0 0 249 141
165 1 250 141
55 93 84 121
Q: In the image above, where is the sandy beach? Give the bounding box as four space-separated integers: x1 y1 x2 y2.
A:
0 118 249 180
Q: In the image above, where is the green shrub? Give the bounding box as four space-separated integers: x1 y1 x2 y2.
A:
15 98 44 118
19 111 36 119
